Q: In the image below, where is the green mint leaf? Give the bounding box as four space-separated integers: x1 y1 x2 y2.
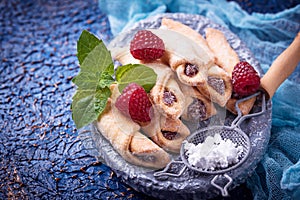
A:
72 31 158 129
72 87 111 129
72 30 115 129
103 60 115 76
95 86 111 114
116 64 157 92
71 90 97 129
72 71 99 90
99 63 115 88
77 30 101 65
79 40 113 74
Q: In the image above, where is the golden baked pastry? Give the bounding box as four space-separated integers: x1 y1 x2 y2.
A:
142 107 190 153
226 97 257 115
112 49 191 153
205 28 256 114
205 28 240 76
113 51 186 119
150 28 214 86
159 19 232 107
161 18 216 62
196 65 232 107
96 84 171 169
149 63 186 119
178 81 217 121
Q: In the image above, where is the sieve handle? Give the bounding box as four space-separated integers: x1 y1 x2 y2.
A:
153 160 187 177
211 174 233 197
231 92 266 127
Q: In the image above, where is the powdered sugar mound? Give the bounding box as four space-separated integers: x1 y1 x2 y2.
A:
184 134 243 171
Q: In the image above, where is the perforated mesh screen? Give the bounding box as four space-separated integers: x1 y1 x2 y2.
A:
181 126 251 174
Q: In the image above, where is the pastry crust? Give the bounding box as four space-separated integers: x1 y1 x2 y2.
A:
197 65 232 107
226 97 256 115
142 107 190 153
150 28 214 86
159 19 232 107
179 82 217 121
149 63 186 119
205 28 256 114
111 51 190 153
174 62 207 87
161 18 216 62
96 84 171 169
205 28 240 75
113 51 186 119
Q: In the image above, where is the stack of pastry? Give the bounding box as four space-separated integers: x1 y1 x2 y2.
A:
96 18 257 169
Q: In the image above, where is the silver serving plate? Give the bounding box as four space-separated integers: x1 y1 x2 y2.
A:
81 13 272 200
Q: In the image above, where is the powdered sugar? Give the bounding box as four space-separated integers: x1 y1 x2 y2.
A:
184 133 243 171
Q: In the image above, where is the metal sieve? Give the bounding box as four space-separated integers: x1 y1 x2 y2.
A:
154 92 266 196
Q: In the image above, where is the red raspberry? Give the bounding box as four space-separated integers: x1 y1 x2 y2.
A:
115 83 153 126
232 61 260 97
130 30 165 61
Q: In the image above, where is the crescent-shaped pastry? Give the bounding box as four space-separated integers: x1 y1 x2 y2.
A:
142 107 190 153
178 81 217 121
110 51 190 152
157 21 232 107
226 97 257 115
112 51 186 119
196 65 232 107
205 28 240 75
205 28 256 114
148 63 186 119
149 29 214 86
160 18 216 62
96 84 171 169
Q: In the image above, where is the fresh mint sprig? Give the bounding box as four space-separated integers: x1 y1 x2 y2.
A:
71 30 157 129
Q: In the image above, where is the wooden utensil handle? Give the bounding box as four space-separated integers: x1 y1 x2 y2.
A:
261 32 300 98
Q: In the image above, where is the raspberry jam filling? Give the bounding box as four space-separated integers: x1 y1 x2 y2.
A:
162 131 178 140
163 89 177 106
184 63 199 77
207 76 225 95
188 98 207 121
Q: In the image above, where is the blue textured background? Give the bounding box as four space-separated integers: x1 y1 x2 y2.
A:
0 0 299 199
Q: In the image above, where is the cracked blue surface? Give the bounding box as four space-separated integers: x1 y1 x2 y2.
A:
0 0 148 199
0 0 298 199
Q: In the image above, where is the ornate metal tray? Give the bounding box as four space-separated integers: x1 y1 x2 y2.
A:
81 13 272 200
